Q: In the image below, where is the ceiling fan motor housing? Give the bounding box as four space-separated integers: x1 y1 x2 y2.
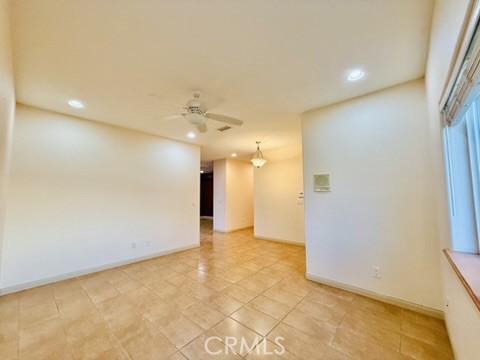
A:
186 93 205 112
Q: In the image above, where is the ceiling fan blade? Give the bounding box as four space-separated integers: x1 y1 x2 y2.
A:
206 113 243 126
164 114 185 121
196 122 208 133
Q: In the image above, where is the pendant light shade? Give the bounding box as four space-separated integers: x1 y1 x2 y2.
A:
251 141 267 168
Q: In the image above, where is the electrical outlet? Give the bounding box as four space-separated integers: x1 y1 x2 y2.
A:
131 242 137 249
373 266 381 279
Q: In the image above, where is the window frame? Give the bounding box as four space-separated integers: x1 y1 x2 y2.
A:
444 92 480 252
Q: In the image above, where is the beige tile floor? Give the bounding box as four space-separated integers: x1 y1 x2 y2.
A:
0 220 453 359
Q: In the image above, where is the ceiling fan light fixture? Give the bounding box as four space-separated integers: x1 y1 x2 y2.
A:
251 141 267 168
186 112 205 125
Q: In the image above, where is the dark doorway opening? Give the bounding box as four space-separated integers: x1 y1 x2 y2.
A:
200 172 213 217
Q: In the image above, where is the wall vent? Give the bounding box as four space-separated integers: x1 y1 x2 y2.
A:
217 126 231 132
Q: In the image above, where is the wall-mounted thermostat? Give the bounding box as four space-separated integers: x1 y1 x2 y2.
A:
314 173 331 192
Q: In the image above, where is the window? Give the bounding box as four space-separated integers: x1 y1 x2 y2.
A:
442 13 480 253
441 0 480 311
444 95 480 252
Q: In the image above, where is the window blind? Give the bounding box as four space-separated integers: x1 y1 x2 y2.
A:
443 20 480 126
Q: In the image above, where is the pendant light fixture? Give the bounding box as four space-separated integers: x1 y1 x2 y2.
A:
251 141 267 168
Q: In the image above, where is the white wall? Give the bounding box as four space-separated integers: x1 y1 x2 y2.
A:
213 159 227 231
227 159 254 231
213 159 253 232
0 0 15 278
302 80 442 310
254 145 304 244
425 0 480 358
0 105 200 290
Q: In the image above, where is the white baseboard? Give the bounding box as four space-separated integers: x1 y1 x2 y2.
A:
255 235 305 247
306 273 444 319
0 243 199 296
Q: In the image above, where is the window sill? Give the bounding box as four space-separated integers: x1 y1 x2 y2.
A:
444 249 480 311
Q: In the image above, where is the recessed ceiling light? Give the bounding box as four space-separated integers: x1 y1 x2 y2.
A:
67 99 85 109
187 132 196 139
231 153 237 157
347 69 366 82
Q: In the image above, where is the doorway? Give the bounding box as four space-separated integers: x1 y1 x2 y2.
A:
200 171 213 218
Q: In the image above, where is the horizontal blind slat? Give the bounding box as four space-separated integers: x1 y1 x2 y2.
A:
443 22 480 126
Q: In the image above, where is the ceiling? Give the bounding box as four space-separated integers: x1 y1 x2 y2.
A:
11 0 434 161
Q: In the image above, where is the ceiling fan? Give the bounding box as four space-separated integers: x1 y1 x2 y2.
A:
165 93 243 133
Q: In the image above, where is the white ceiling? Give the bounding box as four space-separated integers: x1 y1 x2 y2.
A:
11 0 434 161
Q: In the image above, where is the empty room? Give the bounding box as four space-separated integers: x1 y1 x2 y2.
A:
1 0 479 359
